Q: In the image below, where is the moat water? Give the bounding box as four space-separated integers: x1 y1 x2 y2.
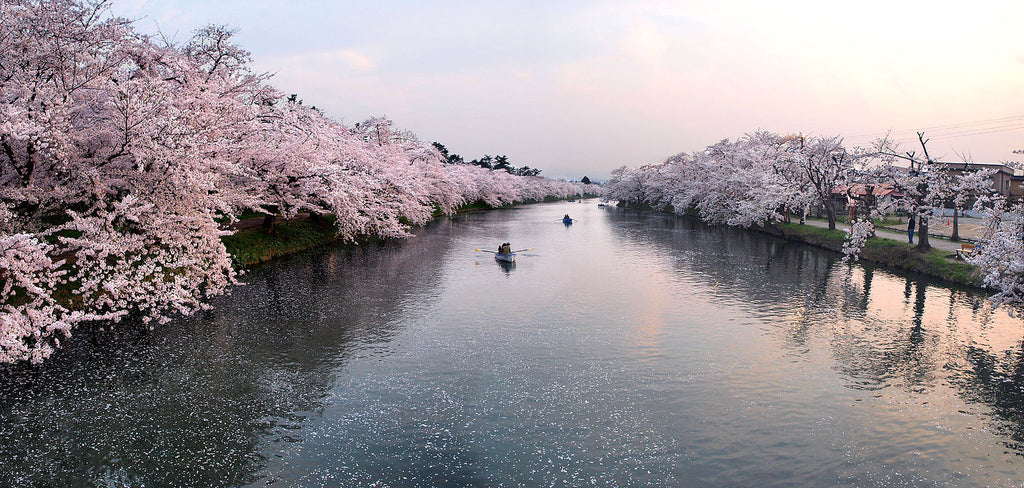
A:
3 201 1024 487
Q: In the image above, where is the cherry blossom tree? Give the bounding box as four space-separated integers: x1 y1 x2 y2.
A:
0 0 598 364
970 204 1024 313
792 135 852 230
605 131 816 229
840 132 993 257
864 132 947 250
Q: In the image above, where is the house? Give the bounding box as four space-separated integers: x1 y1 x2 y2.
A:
940 162 1023 200
831 183 902 215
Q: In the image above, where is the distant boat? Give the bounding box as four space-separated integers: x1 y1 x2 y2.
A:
567 199 576 202
597 203 607 208
562 217 573 225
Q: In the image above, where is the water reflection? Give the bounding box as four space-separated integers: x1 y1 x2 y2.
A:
3 205 1024 487
496 259 516 274
0 220 462 487
606 209 1024 460
955 343 1024 453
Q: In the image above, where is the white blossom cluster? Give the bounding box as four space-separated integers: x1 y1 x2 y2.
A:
604 131 849 229
841 219 875 262
969 205 1024 313
0 0 596 364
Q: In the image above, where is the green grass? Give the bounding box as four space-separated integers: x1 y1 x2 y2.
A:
806 215 904 227
773 222 848 249
860 238 979 286
221 219 343 267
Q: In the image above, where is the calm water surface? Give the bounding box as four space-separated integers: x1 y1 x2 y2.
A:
3 201 1024 487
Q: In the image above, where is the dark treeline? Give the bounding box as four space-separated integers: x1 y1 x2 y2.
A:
432 142 542 176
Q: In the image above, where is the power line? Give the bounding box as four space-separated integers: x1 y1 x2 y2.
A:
842 115 1024 148
928 123 1024 141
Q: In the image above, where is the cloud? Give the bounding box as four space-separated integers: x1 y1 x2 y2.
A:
265 49 377 73
333 50 377 71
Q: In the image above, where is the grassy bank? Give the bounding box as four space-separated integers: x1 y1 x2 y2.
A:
767 222 982 287
221 218 346 267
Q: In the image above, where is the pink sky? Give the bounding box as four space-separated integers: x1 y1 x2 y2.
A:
113 0 1024 180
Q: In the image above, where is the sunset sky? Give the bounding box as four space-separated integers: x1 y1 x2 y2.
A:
111 0 1024 180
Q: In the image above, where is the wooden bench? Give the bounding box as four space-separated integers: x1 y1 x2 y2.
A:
955 243 976 259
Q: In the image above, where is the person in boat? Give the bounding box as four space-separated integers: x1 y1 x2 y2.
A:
499 242 512 254
563 214 571 220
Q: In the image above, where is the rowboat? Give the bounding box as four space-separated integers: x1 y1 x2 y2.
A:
494 252 516 263
562 217 573 225
475 246 531 262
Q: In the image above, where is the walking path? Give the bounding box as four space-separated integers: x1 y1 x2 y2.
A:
800 218 964 253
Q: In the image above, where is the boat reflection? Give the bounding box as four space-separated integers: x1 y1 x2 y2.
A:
496 259 516 274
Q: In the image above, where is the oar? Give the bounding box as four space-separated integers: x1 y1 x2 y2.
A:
474 249 497 253
512 248 533 253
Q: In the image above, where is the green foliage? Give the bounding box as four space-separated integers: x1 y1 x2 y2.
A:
222 219 340 267
492 155 510 171
432 142 465 164
460 150 540 175
918 249 981 286
214 210 269 224
43 229 83 244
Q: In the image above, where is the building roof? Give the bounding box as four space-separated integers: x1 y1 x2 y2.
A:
832 183 902 198
940 161 1017 175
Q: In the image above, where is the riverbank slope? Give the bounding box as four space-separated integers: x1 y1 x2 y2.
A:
763 221 980 287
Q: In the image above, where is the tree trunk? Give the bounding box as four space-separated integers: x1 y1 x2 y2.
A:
826 202 837 230
916 217 930 251
261 215 277 235
950 207 960 242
